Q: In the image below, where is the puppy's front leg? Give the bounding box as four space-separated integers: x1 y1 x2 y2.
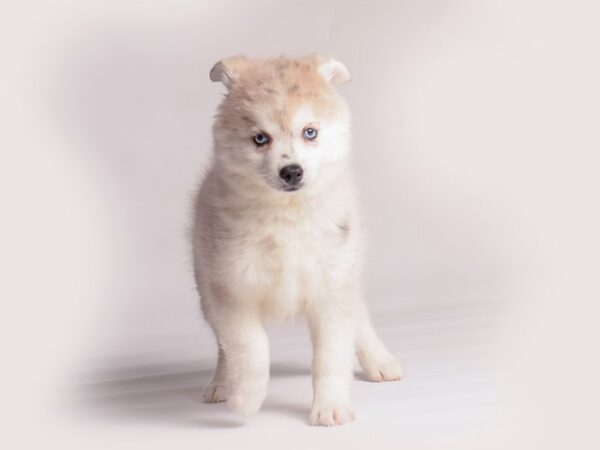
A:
307 299 357 426
215 305 269 416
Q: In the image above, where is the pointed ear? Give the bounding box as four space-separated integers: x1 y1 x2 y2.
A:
209 55 249 89
314 55 351 85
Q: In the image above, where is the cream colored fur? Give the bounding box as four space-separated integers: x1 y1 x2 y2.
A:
192 54 403 426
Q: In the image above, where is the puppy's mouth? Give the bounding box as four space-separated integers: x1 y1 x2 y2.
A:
281 184 303 192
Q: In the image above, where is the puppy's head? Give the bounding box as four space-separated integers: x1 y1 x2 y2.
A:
210 54 351 193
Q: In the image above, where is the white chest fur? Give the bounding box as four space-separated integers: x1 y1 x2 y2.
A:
212 195 356 319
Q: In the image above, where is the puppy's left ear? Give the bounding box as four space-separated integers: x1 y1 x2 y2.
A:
314 54 351 85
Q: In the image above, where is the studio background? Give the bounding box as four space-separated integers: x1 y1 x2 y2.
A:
1 1 599 449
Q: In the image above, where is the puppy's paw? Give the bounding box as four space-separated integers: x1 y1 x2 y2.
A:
362 357 404 382
226 387 266 416
203 382 227 403
310 404 355 427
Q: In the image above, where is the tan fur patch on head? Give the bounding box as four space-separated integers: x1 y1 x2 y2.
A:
215 55 346 133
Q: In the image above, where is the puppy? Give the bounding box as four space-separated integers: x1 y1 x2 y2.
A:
192 54 403 426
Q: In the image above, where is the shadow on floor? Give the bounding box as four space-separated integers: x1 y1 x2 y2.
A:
68 361 312 428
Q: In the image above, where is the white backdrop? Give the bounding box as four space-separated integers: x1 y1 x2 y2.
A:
2 1 599 449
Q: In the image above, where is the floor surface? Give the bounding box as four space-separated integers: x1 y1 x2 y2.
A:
65 297 516 450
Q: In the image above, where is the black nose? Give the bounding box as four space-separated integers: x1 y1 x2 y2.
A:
279 164 303 186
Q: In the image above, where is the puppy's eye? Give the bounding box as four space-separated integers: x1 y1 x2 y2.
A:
303 128 318 140
253 133 270 146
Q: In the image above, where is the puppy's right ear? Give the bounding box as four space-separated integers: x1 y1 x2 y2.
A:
209 55 248 90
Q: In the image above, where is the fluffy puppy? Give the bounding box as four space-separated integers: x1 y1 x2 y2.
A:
192 54 403 426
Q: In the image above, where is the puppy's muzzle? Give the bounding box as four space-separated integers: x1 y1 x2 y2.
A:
279 164 303 190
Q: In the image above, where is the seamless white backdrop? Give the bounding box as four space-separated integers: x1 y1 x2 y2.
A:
1 1 599 449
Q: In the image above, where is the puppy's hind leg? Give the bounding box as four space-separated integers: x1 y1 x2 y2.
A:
203 345 228 403
356 304 404 382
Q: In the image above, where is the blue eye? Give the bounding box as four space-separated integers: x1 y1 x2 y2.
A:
253 133 270 146
303 128 318 140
